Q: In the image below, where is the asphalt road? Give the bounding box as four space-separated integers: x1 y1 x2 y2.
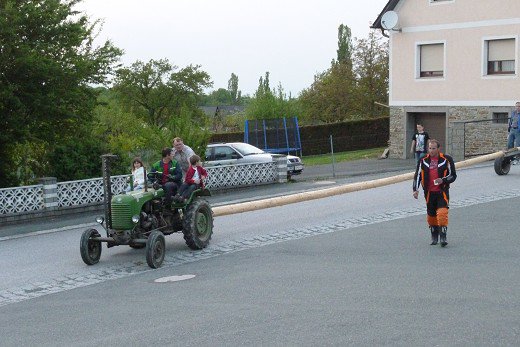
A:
1 162 519 345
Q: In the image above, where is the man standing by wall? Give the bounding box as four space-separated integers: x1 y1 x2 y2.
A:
507 101 520 149
172 137 195 175
413 139 457 247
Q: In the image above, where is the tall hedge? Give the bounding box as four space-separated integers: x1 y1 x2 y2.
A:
209 117 389 156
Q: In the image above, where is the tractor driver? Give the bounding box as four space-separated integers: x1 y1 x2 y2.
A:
151 147 182 206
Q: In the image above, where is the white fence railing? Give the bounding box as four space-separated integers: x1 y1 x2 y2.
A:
205 161 278 189
0 185 44 215
0 158 286 221
57 175 128 208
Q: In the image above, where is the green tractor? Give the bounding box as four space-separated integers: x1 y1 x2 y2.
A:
80 155 214 268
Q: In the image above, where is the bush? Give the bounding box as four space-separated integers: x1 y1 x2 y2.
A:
47 132 127 182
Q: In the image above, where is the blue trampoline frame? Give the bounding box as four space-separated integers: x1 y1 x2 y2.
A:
244 116 302 155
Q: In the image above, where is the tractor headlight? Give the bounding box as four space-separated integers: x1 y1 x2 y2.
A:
131 215 140 224
96 216 105 224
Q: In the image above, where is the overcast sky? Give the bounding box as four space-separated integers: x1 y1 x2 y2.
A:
78 0 389 97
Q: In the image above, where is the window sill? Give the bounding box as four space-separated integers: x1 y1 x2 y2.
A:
482 74 517 80
415 77 446 82
429 0 455 5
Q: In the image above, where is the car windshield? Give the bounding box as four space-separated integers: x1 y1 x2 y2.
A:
232 143 265 156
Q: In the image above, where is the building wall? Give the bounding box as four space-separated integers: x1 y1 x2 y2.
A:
448 106 510 158
386 0 520 158
390 26 519 104
389 107 406 158
396 0 519 27
390 105 509 160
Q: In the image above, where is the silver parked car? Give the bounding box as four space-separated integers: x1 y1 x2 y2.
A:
204 142 304 177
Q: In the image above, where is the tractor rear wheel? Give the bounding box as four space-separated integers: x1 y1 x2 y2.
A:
183 198 213 250
494 156 511 175
146 231 165 268
80 228 102 265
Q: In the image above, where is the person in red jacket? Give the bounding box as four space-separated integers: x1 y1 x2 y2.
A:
175 154 208 202
413 139 457 247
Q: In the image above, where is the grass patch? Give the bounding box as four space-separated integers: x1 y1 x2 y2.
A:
302 147 385 166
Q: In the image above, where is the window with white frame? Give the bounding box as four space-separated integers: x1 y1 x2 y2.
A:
486 38 515 75
420 43 444 78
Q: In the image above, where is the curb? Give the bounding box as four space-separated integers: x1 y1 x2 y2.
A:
0 222 98 242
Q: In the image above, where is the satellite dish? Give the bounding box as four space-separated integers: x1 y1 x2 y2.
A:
381 11 399 30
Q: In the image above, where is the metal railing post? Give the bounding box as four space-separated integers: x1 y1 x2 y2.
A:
330 135 336 178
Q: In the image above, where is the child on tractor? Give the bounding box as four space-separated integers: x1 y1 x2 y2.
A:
126 157 145 192
175 155 208 203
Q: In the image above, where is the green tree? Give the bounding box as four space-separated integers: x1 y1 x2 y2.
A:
46 123 126 181
0 0 122 187
93 90 152 155
336 23 353 65
227 73 241 104
205 88 232 105
299 24 356 124
246 72 300 121
94 91 211 167
352 31 389 117
198 72 246 108
299 25 388 124
113 59 212 128
99 59 212 164
299 62 356 124
246 72 275 119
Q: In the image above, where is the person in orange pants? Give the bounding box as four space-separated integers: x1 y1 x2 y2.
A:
413 139 457 247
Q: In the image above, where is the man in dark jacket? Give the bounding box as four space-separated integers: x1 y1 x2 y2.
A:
151 147 182 206
413 139 457 247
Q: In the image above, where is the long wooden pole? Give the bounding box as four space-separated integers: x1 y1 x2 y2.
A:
213 150 511 217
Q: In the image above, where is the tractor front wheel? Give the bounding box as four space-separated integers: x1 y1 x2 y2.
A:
183 198 213 250
80 228 102 265
146 231 165 268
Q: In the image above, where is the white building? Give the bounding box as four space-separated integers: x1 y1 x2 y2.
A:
372 0 520 160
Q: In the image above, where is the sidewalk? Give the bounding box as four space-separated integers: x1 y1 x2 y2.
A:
298 157 417 180
0 158 417 238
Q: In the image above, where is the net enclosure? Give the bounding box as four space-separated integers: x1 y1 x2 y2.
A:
244 117 302 155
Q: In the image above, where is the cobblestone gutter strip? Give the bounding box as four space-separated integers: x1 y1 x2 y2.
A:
1 189 519 307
